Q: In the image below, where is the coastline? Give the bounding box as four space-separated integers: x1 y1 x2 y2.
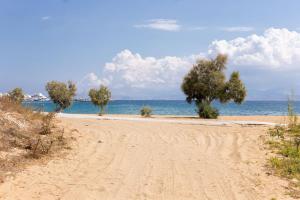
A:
57 113 287 125
23 100 300 116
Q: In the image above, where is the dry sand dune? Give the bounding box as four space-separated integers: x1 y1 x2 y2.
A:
0 116 293 200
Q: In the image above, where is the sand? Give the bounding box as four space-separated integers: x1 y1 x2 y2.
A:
0 115 294 200
58 113 282 126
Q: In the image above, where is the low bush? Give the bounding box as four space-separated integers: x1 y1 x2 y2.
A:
196 102 219 119
140 106 152 117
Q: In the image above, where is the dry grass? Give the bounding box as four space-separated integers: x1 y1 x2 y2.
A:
0 97 67 182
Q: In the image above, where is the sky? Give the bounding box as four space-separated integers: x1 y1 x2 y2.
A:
0 0 300 100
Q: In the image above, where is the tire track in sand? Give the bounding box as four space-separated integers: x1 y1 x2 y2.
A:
0 118 292 200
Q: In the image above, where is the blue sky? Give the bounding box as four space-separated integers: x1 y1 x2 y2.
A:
1 0 300 100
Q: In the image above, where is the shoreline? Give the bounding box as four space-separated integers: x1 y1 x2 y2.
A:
57 113 288 126
24 100 300 117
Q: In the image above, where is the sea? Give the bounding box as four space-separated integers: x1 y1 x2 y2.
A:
23 100 300 116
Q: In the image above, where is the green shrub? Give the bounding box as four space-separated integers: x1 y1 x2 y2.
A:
196 102 219 119
140 106 152 117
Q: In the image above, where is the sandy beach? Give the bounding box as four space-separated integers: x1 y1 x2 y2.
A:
0 115 293 200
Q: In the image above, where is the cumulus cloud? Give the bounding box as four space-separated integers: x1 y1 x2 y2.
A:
79 50 204 98
76 73 110 96
80 28 300 99
134 19 181 32
220 26 254 32
103 49 202 87
208 28 300 69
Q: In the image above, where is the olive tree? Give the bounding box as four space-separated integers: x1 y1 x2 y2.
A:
8 88 24 104
46 81 76 112
181 54 246 119
89 85 111 116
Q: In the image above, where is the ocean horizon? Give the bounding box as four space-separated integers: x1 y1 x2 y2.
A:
24 100 300 116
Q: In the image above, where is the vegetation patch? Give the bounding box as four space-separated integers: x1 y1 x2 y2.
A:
181 54 246 119
89 85 111 116
0 95 67 183
140 106 152 117
46 81 76 112
267 100 300 198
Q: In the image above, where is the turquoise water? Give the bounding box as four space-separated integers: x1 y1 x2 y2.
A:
23 100 300 116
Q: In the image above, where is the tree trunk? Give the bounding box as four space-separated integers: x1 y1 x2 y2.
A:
99 105 104 116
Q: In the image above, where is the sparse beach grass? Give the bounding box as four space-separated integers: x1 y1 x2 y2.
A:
267 101 300 198
0 96 68 182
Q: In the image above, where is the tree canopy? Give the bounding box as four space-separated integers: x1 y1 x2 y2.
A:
181 54 246 118
8 88 24 104
46 81 76 112
89 85 111 115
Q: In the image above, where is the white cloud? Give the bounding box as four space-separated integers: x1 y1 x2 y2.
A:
102 49 202 88
80 28 300 99
134 19 181 32
220 26 254 32
41 16 51 21
208 28 300 69
79 50 204 98
76 73 110 96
